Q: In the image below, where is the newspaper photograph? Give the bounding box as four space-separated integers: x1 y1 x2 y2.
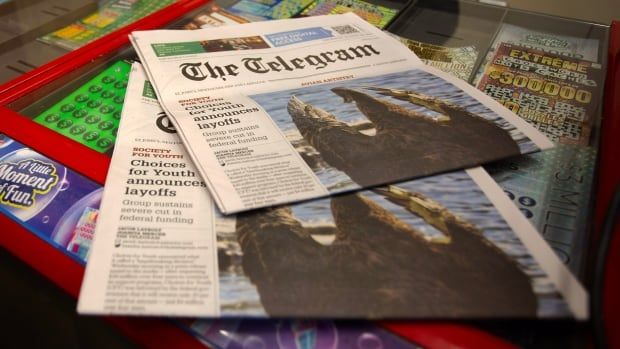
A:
131 13 552 214
224 168 587 319
78 64 585 319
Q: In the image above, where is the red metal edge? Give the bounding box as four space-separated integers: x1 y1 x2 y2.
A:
603 215 620 349
599 19 620 349
0 0 210 106
381 322 518 349
0 107 110 184
595 21 620 234
0 210 209 349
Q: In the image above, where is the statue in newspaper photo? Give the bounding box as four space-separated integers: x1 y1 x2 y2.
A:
233 181 538 318
288 86 520 186
250 69 531 192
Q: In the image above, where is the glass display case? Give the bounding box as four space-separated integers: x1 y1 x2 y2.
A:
0 0 97 83
388 2 609 278
0 0 616 347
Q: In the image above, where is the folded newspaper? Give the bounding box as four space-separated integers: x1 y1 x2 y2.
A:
130 13 553 214
77 63 586 319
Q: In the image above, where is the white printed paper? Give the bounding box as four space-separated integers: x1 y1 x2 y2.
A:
78 63 220 316
131 13 553 214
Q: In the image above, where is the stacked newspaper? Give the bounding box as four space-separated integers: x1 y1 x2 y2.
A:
129 13 552 214
78 14 587 320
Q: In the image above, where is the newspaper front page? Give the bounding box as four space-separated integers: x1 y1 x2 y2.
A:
131 13 553 214
77 63 219 317
78 65 586 318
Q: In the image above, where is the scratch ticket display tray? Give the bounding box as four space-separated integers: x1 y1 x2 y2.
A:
476 42 603 146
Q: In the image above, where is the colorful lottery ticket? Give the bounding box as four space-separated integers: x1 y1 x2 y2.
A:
489 23 600 62
395 37 478 81
67 206 99 260
476 42 603 146
182 4 252 29
485 144 597 272
227 0 314 20
39 0 174 50
301 0 400 28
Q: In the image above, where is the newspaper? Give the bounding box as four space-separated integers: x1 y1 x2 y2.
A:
77 64 219 317
131 13 552 214
78 64 586 318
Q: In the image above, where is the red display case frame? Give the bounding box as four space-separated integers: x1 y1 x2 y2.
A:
595 20 620 349
0 1 616 348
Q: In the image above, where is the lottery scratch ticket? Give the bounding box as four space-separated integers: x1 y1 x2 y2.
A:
395 37 478 81
181 4 252 30
477 42 603 146
39 0 174 50
228 0 314 20
301 0 400 29
489 23 600 62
